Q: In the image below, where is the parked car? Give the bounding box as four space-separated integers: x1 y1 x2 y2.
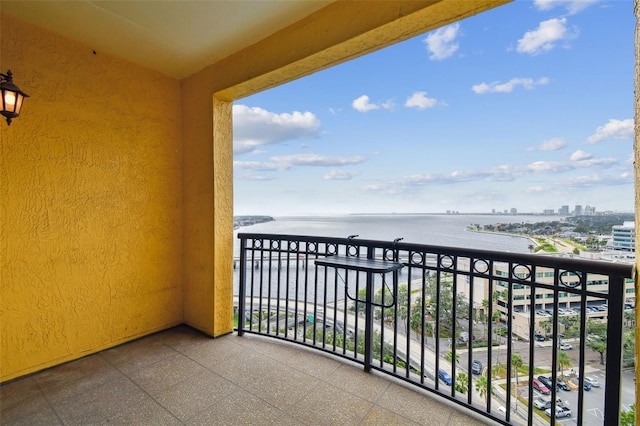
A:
438 368 452 386
471 360 482 375
459 332 469 343
556 379 571 391
534 334 545 341
533 397 563 410
533 397 552 410
533 378 550 395
584 381 592 391
584 376 600 388
537 375 553 389
545 405 572 418
559 342 572 350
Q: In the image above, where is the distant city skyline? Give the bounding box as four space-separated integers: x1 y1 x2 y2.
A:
233 1 634 216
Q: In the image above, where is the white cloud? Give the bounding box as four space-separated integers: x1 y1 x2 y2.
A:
527 137 567 151
517 18 574 55
570 150 592 161
272 153 365 167
472 77 549 94
405 92 438 109
324 170 359 180
235 154 366 175
362 152 622 196
533 0 599 15
423 23 460 60
235 174 277 181
586 118 634 144
233 160 287 171
352 95 394 112
233 105 321 154
352 95 379 112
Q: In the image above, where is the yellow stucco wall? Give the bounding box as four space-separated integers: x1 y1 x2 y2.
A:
0 14 184 381
1 0 512 382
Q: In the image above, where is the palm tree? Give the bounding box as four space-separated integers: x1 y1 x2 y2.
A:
511 353 523 387
557 351 572 377
455 372 469 394
539 319 552 338
445 349 460 364
481 298 489 338
475 374 494 404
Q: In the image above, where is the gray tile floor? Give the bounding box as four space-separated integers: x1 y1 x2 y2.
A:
1 326 490 425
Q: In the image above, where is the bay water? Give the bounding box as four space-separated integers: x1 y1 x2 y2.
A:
233 214 557 299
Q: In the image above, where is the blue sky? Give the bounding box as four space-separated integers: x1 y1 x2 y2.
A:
233 0 634 216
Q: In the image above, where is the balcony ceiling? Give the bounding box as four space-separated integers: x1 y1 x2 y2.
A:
0 0 334 79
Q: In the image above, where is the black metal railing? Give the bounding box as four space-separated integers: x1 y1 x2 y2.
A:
236 233 635 426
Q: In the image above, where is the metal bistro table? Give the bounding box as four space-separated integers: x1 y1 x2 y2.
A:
314 254 404 371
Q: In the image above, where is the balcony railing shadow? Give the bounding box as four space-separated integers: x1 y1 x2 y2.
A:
237 233 635 426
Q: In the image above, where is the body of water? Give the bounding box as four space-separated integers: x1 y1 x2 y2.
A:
233 213 562 300
234 213 560 255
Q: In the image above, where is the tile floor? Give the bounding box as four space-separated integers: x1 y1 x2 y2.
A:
1 326 491 425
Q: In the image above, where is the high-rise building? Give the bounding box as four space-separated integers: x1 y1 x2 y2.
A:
573 205 583 216
612 221 635 252
584 205 596 215
559 205 570 216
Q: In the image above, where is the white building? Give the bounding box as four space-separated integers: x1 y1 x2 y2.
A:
611 221 635 252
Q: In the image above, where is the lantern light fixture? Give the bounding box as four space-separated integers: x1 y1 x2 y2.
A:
0 70 29 126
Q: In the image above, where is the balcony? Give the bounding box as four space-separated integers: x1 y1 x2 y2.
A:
1 326 485 425
3 232 633 426
236 233 635 426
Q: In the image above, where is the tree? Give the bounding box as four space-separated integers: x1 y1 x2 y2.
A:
557 351 572 377
409 302 425 340
475 374 494 404
511 353 523 387
539 319 552 338
620 404 635 426
588 339 607 365
445 350 460 364
455 372 469 394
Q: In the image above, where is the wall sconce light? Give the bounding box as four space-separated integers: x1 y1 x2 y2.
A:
0 70 29 126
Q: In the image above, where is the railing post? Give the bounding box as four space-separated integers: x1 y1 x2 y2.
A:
237 235 247 336
603 274 625 426
364 249 374 372
364 271 374 372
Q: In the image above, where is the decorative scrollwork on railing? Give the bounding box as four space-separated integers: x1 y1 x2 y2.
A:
473 259 491 275
559 270 582 288
252 239 263 250
383 248 396 261
511 263 532 281
270 240 280 250
439 255 455 271
409 251 424 265
326 243 338 256
288 241 298 252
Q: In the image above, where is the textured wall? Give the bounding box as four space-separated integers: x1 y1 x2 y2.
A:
0 14 183 381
